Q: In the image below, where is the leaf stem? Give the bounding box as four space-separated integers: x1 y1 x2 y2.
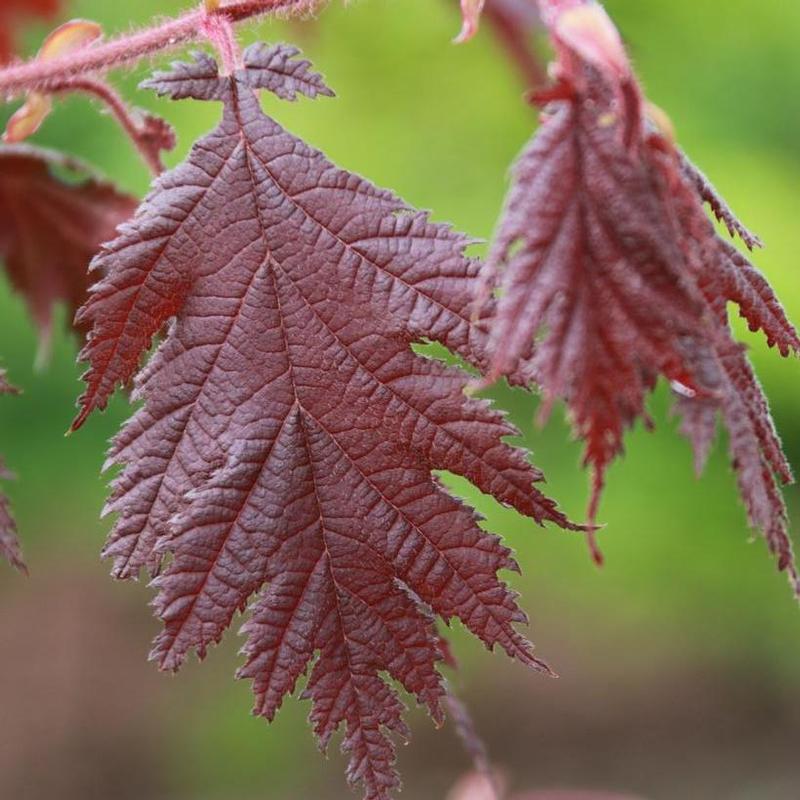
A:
201 11 243 75
50 77 170 175
0 0 304 98
482 4 546 90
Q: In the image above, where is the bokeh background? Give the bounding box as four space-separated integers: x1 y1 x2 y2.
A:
1 2 799 799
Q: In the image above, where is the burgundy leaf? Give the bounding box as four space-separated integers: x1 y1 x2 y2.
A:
74 43 579 800
242 42 336 101
481 1 799 587
0 144 138 351
0 372 24 573
0 145 134 571
130 109 177 174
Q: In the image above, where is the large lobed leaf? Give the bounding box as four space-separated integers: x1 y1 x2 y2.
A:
481 1 799 584
0 145 136 571
74 44 579 800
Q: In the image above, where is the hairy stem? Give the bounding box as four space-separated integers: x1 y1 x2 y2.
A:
201 11 243 74
0 0 305 98
50 77 169 175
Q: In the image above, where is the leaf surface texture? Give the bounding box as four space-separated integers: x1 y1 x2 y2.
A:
483 4 799 582
75 45 577 799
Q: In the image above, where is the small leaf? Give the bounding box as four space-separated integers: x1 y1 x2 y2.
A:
3 19 104 143
134 111 178 171
38 18 103 61
242 43 336 101
3 93 52 144
456 0 486 43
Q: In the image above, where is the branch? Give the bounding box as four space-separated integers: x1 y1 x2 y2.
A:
0 0 307 98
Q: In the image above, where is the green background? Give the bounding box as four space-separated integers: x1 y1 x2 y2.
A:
1 2 799 799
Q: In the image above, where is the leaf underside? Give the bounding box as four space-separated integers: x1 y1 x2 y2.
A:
484 16 799 586
74 44 578 800
0 145 136 572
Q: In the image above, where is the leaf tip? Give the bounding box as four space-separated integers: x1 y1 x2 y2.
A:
587 530 605 567
69 405 91 434
455 0 485 44
554 3 630 81
3 93 52 143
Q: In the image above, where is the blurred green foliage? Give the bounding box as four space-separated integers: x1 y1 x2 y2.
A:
1 2 799 799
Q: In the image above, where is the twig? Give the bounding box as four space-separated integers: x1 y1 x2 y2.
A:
0 0 305 98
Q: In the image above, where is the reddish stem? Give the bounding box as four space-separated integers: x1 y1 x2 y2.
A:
201 11 242 74
50 77 167 175
0 0 304 98
483 4 546 89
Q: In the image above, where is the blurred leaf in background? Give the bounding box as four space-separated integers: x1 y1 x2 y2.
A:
0 1 799 799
